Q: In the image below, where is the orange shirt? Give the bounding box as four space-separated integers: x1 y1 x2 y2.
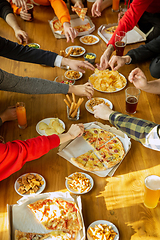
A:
9 0 70 24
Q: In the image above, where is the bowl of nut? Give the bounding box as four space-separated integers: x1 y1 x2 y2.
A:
84 53 96 64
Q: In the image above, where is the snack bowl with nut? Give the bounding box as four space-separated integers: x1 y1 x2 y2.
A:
65 172 94 194
87 220 119 240
14 173 46 197
64 70 83 80
55 76 75 85
84 53 96 64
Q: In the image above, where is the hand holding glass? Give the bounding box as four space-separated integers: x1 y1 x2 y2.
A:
115 31 127 56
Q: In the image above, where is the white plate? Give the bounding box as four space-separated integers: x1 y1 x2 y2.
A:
64 70 83 80
65 46 86 57
87 220 119 240
80 35 99 45
85 98 113 114
14 173 46 197
89 72 127 93
65 172 94 194
36 118 65 136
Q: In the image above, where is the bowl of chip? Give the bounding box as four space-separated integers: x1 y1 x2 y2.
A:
27 43 40 49
84 53 96 64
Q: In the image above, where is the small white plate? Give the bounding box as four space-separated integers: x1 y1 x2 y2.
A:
87 220 119 240
80 35 99 45
65 172 94 194
14 173 46 197
64 70 83 80
89 72 127 93
85 98 113 114
65 46 86 57
36 118 65 136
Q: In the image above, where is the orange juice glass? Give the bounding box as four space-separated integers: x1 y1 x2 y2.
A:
144 175 160 208
112 0 120 12
16 102 27 129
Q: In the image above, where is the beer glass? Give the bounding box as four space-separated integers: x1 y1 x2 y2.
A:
125 87 141 114
144 175 160 208
115 31 127 56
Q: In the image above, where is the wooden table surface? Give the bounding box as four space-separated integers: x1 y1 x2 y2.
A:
0 5 160 240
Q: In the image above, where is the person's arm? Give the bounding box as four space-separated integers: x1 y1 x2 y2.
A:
91 0 112 17
71 0 84 8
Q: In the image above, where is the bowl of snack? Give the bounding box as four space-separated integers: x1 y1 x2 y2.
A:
55 77 75 85
65 172 94 194
36 118 65 136
65 46 86 57
87 220 119 240
64 70 83 80
84 53 96 64
14 173 46 196
27 43 40 49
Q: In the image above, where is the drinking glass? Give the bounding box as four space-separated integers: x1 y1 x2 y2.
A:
16 102 27 129
115 31 127 56
112 0 120 12
125 87 141 114
27 3 34 21
144 175 160 208
87 0 96 17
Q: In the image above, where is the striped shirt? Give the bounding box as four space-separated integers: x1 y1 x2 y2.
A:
109 112 160 151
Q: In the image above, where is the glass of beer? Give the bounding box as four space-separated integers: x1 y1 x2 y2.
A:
144 175 160 208
16 102 27 129
125 87 141 114
26 3 34 21
112 0 120 12
87 0 95 17
115 31 127 56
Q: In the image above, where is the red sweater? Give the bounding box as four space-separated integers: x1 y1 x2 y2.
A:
109 0 160 48
0 134 60 181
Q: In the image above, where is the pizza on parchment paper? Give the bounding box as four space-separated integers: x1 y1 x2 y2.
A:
105 25 117 34
27 198 82 240
71 6 88 21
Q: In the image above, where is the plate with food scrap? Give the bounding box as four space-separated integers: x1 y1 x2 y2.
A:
85 97 113 114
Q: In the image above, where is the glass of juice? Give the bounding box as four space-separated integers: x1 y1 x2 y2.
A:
115 31 127 56
16 102 27 129
87 0 96 17
112 0 120 12
125 87 141 114
144 175 160 208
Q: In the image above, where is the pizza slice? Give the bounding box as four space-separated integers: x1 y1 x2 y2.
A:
95 137 125 168
71 6 88 21
71 150 106 171
105 25 117 34
15 230 48 240
74 23 91 32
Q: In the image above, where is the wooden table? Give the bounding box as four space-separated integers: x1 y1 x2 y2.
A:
1 5 160 240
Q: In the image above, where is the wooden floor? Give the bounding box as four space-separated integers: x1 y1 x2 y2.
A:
0 5 160 240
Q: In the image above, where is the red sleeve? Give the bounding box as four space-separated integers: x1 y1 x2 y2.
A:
49 0 70 25
0 134 60 181
108 0 153 48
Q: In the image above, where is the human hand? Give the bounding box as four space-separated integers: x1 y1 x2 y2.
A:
14 28 28 43
63 22 78 43
96 47 113 70
12 0 27 10
128 67 148 90
69 82 94 99
61 58 95 73
93 103 113 120
20 9 32 21
91 0 103 17
109 55 131 71
0 106 17 123
67 123 84 139
74 1 84 8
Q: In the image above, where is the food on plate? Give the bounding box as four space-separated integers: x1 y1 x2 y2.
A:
60 50 65 57
88 223 117 240
27 43 40 49
71 6 88 21
87 98 111 111
105 25 118 34
83 128 115 148
64 93 84 118
80 35 97 44
60 80 75 85
89 68 126 92
15 230 48 240
71 150 107 171
65 47 73 58
66 172 92 193
27 198 82 239
17 173 44 195
70 47 85 56
95 137 125 168
39 118 65 136
52 19 91 34
65 70 80 80
85 54 95 59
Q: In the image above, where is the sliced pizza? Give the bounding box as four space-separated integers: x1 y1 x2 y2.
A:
71 6 88 21
74 23 91 32
105 25 117 34
15 230 47 240
71 150 106 171
95 137 125 168
27 198 82 238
